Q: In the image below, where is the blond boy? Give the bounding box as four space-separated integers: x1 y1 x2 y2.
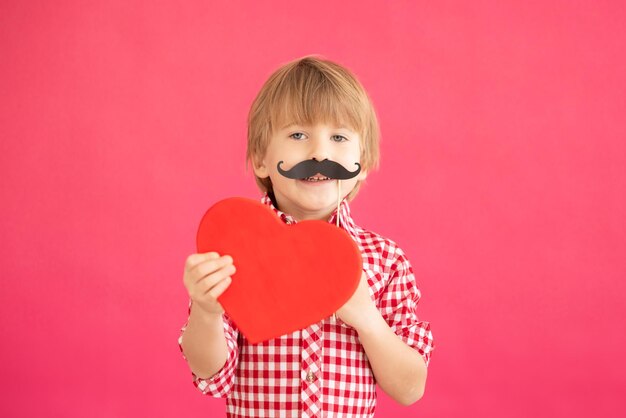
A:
179 56 434 417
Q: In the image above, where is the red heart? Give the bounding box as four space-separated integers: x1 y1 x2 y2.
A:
196 197 362 343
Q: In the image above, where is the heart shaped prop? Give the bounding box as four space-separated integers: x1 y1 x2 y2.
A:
196 197 362 343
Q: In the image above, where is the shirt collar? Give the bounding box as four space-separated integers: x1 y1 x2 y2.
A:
260 193 358 237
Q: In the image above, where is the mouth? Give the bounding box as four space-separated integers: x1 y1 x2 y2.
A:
300 173 331 182
301 176 330 182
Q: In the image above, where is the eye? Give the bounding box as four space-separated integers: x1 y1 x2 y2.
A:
331 135 348 142
289 132 306 140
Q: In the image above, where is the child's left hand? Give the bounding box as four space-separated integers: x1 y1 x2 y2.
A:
335 271 379 331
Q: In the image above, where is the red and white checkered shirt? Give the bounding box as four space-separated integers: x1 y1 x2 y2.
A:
179 194 435 417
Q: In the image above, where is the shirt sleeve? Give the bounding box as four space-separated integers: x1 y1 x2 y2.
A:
178 299 240 396
377 250 435 367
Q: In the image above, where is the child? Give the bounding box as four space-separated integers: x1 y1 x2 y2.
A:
179 56 435 418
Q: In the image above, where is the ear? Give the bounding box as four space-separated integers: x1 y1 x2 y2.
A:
253 156 270 179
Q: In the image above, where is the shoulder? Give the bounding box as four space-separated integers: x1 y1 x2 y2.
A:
351 224 414 292
352 224 409 266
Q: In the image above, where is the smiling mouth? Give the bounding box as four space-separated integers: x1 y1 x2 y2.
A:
303 176 331 182
301 173 331 182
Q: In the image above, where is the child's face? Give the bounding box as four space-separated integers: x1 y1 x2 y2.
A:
254 122 367 221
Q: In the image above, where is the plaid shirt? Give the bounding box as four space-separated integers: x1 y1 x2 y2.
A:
179 194 435 417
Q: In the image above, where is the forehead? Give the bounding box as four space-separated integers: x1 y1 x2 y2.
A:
268 75 367 135
271 100 362 134
279 122 356 132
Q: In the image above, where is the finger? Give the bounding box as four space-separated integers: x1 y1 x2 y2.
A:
185 252 220 271
193 255 233 282
192 255 234 282
207 276 232 299
198 263 236 291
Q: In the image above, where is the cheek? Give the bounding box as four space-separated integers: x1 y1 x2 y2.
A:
340 155 362 173
334 145 360 164
344 143 362 163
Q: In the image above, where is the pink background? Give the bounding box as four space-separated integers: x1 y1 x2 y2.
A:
1 1 625 417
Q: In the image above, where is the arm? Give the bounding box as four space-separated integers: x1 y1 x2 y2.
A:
356 305 428 405
180 302 229 379
178 303 240 395
337 275 429 405
178 253 240 396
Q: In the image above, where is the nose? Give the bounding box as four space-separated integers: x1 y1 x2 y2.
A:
307 135 331 162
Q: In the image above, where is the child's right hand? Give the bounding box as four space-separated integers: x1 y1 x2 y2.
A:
183 252 236 315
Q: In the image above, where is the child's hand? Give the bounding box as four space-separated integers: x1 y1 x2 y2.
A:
183 252 236 316
336 271 379 331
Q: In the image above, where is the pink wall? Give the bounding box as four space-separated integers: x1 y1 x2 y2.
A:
1 1 625 417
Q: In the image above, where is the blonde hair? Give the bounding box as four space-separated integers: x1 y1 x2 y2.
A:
246 56 380 201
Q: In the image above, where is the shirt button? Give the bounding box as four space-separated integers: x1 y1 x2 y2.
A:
305 372 317 382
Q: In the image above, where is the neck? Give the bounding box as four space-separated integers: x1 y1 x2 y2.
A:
271 192 338 222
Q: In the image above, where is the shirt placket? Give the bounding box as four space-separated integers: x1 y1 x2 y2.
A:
300 322 323 417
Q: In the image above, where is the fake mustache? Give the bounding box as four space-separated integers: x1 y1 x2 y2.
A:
277 158 361 180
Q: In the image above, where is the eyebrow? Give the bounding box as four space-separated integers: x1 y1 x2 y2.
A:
280 123 352 131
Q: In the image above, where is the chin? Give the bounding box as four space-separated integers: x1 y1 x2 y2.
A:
294 193 336 212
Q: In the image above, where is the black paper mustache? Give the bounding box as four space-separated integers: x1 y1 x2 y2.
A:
277 159 361 180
